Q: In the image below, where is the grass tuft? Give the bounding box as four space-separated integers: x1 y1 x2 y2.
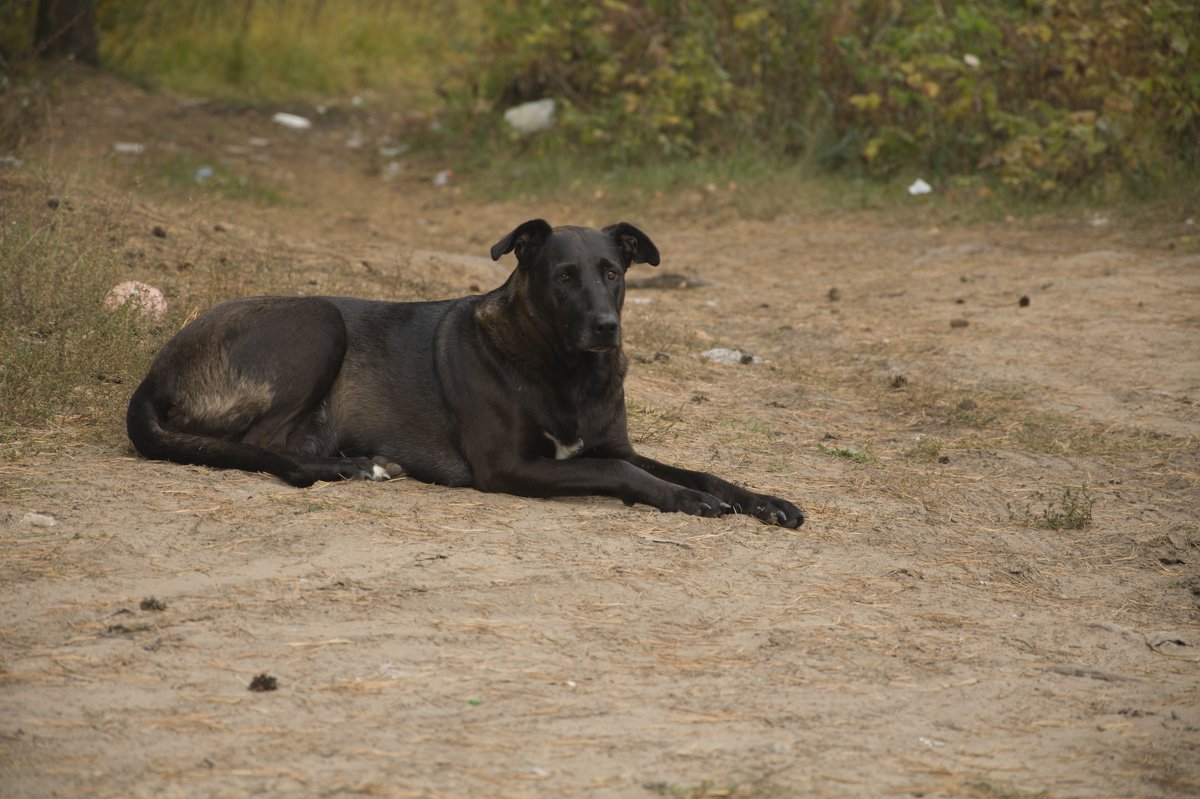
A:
141 154 283 205
0 190 170 451
818 443 874 464
1008 486 1095 531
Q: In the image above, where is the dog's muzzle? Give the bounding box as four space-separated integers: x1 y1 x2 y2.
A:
581 313 621 352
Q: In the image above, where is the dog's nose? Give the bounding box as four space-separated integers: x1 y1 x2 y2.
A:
593 315 619 337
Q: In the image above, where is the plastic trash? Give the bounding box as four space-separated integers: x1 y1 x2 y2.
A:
907 178 933 196
272 112 312 130
504 98 556 135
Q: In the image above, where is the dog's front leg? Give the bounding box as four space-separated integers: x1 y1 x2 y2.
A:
624 454 805 528
473 457 730 518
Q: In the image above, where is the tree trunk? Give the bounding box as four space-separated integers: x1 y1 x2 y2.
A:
35 0 99 66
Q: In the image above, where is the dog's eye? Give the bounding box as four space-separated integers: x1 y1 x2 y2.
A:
556 272 571 284
606 270 619 281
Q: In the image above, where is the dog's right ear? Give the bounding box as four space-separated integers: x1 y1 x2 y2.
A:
490 219 553 263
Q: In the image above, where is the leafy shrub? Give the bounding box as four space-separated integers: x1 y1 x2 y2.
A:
468 0 1199 193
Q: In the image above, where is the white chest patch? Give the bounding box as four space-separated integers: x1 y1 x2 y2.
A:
544 431 585 460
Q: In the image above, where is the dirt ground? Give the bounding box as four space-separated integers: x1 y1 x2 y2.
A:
2 72 1199 799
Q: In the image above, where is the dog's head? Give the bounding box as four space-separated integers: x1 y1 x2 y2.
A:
491 219 660 353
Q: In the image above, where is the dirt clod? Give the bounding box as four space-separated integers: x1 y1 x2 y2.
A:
152 225 167 238
248 673 278 692
140 597 167 612
949 318 969 328
1019 295 1031 307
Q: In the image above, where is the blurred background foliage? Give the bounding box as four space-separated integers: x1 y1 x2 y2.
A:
2 0 1197 197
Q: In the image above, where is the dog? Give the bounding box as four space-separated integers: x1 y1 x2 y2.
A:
126 220 804 527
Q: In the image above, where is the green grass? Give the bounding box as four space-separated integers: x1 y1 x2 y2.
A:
141 154 283 205
818 443 874 464
0 194 165 451
460 143 891 221
1008 486 1095 531
98 0 476 107
906 436 945 463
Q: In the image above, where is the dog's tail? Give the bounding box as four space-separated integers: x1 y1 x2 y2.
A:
125 376 316 487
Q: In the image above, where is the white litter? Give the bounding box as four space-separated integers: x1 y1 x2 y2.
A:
272 112 312 130
907 178 933 196
701 347 761 365
433 169 453 187
504 98 556 135
113 142 145 155
21 512 57 528
963 53 981 68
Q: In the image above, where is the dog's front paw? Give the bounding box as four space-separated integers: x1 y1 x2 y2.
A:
371 455 405 480
663 488 731 518
737 494 805 528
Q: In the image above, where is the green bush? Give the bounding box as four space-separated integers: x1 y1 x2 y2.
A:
469 0 1199 194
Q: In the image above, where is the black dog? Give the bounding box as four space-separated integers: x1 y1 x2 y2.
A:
126 220 804 527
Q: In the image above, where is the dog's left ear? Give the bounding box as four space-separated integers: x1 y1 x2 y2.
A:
490 219 554 263
603 222 660 268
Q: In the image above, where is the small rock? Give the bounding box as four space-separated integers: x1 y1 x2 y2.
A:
21 512 57 528
827 287 841 302
950 318 969 328
46 196 61 209
105 281 167 320
958 399 978 411
213 223 227 232
1019 295 1031 307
